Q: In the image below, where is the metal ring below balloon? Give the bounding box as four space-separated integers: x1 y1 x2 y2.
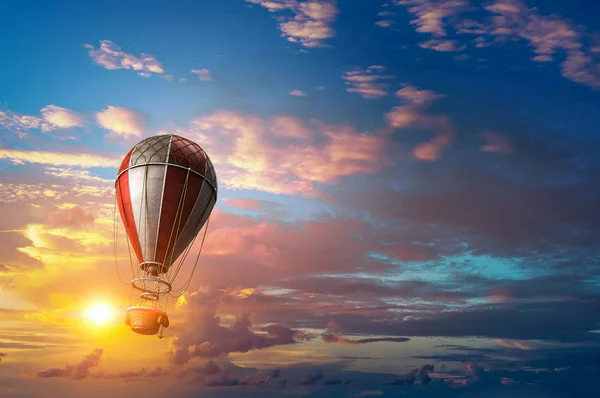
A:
140 292 160 301
131 276 172 295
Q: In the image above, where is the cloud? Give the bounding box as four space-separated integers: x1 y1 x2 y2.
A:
35 348 103 380
43 167 113 184
300 371 323 385
342 66 396 99
385 85 453 160
397 0 469 37
47 206 95 229
394 0 600 88
419 39 466 52
83 40 165 76
168 292 313 364
0 352 5 362
96 366 168 380
246 0 339 48
191 68 212 81
290 90 309 97
165 111 395 194
375 10 397 29
0 148 120 168
40 106 84 129
375 20 392 28
1 105 82 136
322 333 410 345
480 132 515 154
95 106 144 138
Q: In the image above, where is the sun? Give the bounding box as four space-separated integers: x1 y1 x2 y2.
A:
85 302 114 326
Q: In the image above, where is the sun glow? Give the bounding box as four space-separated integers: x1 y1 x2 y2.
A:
85 302 115 326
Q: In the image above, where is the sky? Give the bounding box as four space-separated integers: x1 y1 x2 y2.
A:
1 0 600 397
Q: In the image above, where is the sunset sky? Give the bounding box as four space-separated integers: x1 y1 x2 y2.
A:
1 0 600 397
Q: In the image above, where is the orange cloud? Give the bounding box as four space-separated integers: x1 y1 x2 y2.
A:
40 106 84 129
95 106 145 138
494 339 534 350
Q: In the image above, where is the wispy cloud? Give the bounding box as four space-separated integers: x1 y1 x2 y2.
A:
420 38 466 52
246 0 339 48
394 0 600 88
191 68 212 81
322 333 410 345
83 40 165 77
95 106 144 138
290 89 309 97
1 105 83 136
0 148 119 168
35 349 103 380
342 65 396 99
480 132 514 155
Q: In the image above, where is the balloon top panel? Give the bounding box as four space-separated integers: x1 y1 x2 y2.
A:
117 134 218 193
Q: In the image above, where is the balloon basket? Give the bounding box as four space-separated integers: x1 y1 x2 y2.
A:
124 306 169 336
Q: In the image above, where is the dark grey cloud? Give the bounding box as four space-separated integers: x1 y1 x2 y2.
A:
327 129 600 261
322 333 410 345
169 292 314 364
297 295 600 342
35 348 103 380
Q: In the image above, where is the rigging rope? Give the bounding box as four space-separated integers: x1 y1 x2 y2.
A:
169 215 211 298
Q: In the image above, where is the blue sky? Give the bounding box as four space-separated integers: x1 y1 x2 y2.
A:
1 0 600 397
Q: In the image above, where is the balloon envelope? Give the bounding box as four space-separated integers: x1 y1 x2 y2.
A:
115 134 217 273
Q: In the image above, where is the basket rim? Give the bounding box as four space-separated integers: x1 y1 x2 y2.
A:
126 306 169 318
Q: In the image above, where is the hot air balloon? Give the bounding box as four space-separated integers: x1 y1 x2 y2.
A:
113 134 217 337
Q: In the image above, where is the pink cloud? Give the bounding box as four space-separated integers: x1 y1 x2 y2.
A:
191 68 212 81
221 198 283 213
290 89 309 97
419 39 466 52
83 40 165 76
47 206 95 229
397 0 469 37
165 111 396 195
395 0 600 88
486 287 514 302
480 132 515 154
342 65 396 99
385 85 454 161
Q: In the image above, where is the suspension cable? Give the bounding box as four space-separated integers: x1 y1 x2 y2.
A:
169 215 211 298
